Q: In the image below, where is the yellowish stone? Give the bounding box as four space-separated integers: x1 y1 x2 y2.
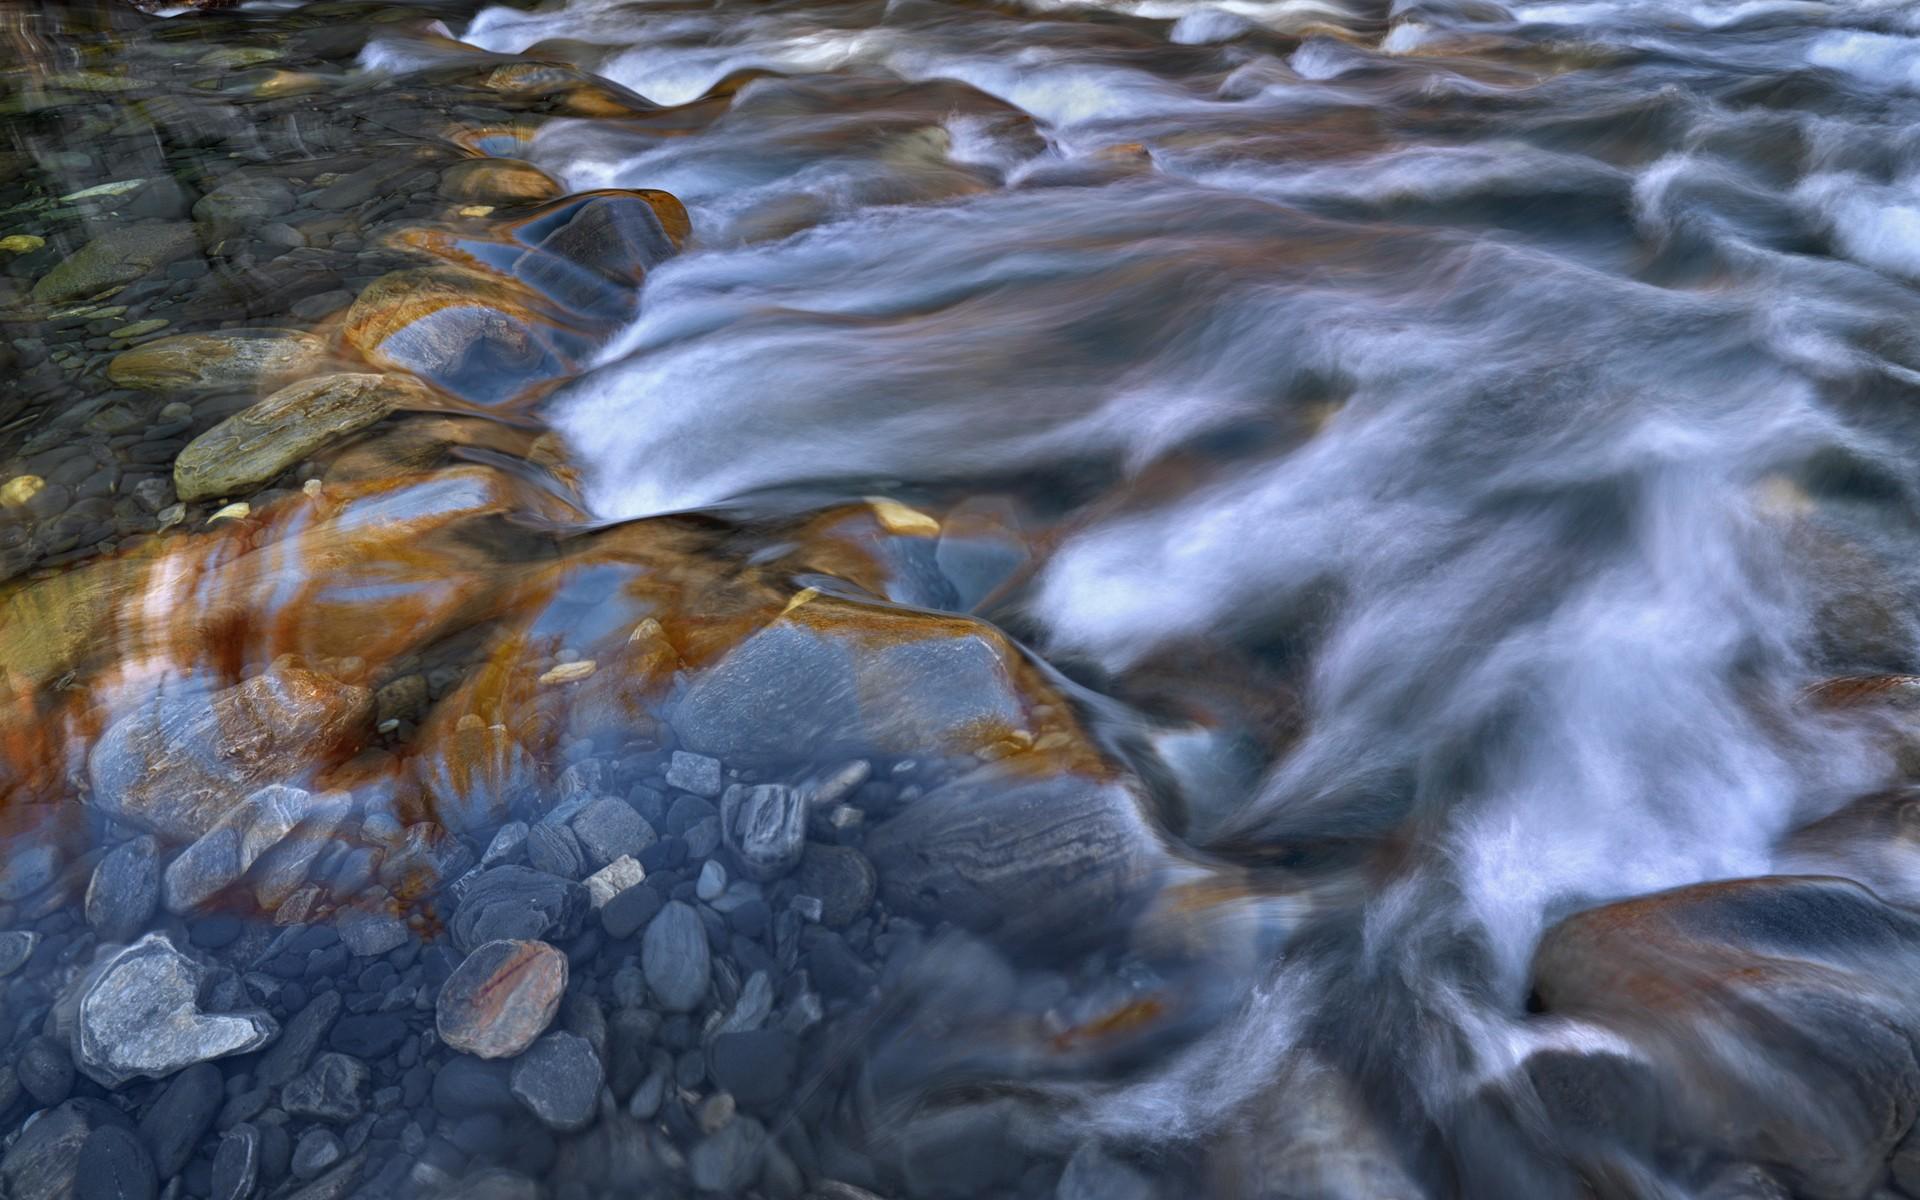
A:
208 502 251 523
0 235 44 254
537 659 597 685
459 205 495 218
866 496 940 536
0 475 45 506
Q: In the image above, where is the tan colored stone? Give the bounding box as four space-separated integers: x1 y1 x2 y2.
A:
1 475 44 506
107 329 328 393
174 372 428 502
439 159 565 205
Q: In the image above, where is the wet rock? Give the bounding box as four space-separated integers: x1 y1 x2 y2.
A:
283 1053 368 1123
867 766 1158 949
689 1115 766 1195
284 1151 361 1200
439 159 564 205
537 191 682 279
75 933 279 1087
708 1029 796 1110
211 1125 259 1200
416 723 538 833
570 796 657 868
793 845 876 927
75 1124 157 1200
437 939 567 1059
481 821 529 868
328 1013 408 1058
341 269 571 406
642 900 710 1012
2 1101 124 1200
19 1036 75 1106
138 1062 222 1178
450 865 589 953
106 330 328 394
665 751 722 797
162 783 317 913
193 176 295 232
87 668 372 842
0 843 58 902
508 1032 603 1132
432 1056 519 1119
86 836 161 942
33 223 199 305
526 822 585 879
291 1129 342 1180
1058 1142 1155 1200
0 928 39 976
173 373 426 502
258 990 342 1087
601 880 663 940
584 854 644 908
337 908 408 957
671 602 1031 761
721 784 807 882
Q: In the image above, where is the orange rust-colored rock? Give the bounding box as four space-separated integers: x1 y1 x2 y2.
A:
438 157 566 205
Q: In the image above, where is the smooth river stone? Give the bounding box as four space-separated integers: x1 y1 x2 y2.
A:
86 836 161 942
719 784 806 882
87 668 371 842
642 901 709 1012
172 372 428 501
106 329 328 393
75 934 279 1087
31 222 198 305
438 158 564 205
341 268 570 406
161 783 321 914
508 1032 602 1132
437 939 567 1059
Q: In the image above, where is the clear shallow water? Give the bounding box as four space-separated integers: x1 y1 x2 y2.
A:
7 0 1920 1195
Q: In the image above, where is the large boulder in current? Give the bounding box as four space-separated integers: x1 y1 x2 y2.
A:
1528 875 1920 1199
342 269 574 406
866 763 1162 950
87 668 372 841
670 599 1043 763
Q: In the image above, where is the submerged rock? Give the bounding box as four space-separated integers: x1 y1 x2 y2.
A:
642 900 709 1012
0 1099 129 1200
440 158 564 205
87 668 371 842
866 765 1159 948
32 223 198 305
106 329 328 393
74 934 279 1087
342 269 571 406
415 723 538 834
86 836 161 943
450 865 589 953
508 1032 603 1132
173 372 428 501
720 784 807 882
437 939 567 1059
161 783 329 913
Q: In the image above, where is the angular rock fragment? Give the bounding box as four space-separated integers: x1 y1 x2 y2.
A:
75 933 279 1087
0 928 39 976
569 797 656 868
437 939 566 1059
720 784 807 882
282 1053 368 1123
450 865 588 953
86 836 160 943
508 1032 603 1132
584 855 644 908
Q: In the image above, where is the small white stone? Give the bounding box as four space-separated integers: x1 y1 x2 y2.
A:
584 855 645 908
695 860 726 902
538 659 597 685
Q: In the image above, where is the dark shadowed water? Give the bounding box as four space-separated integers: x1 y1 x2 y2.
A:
6 0 1920 1196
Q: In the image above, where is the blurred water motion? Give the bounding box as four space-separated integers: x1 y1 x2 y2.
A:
4 0 1920 1195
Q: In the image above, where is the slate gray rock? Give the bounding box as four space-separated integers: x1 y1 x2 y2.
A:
794 845 877 928
508 1032 603 1132
525 823 584 879
19 1036 75 1106
601 881 662 940
162 784 320 913
689 1116 767 1195
0 928 38 976
211 1125 260 1200
720 784 807 882
664 751 722 797
283 1053 368 1123
337 909 408 958
75 934 280 1087
87 669 370 842
32 222 199 305
708 1029 796 1110
138 1062 222 1178
86 836 160 942
291 1129 343 1180
258 990 342 1087
74 1124 158 1200
0 843 57 902
450 866 588 954
569 797 656 869
3 1101 126 1200
642 901 710 1012
328 1014 407 1059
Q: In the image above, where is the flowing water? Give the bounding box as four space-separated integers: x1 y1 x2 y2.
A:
7 0 1920 1196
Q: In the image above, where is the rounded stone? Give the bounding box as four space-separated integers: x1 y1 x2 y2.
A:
436 939 567 1060
641 901 710 1013
73 1124 156 1200
507 1032 603 1132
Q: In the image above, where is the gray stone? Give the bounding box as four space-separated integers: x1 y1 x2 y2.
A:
138 1062 221 1178
87 669 371 842
437 939 567 1060
337 909 408 958
793 845 876 928
641 901 710 1012
75 1124 157 1200
525 822 584 879
450 866 588 954
211 1124 260 1200
74 933 279 1087
720 784 807 882
508 1032 603 1132
696 860 726 902
569 797 656 868
161 784 317 914
173 373 426 502
664 751 722 797
0 928 38 976
19 1036 74 1106
708 1029 795 1110
481 822 527 867
292 1129 343 1180
2 1101 122 1200
193 176 295 231
252 793 353 911
283 1053 368 1123
86 837 160 942
33 223 199 305
0 843 58 902
106 330 328 395
257 990 342 1087
689 1116 766 1194
1058 1142 1156 1200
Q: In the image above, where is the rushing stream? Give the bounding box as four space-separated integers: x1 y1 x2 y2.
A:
5 0 1920 1196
